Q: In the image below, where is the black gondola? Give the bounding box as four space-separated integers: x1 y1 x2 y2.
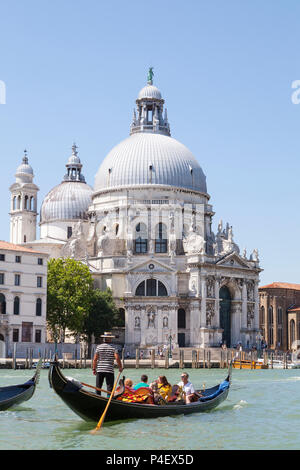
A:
0 358 42 411
49 359 232 423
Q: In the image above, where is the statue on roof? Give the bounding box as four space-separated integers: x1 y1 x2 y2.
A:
147 67 154 84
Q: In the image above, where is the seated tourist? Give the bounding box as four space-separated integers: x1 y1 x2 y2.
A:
149 381 163 405
124 378 134 391
177 372 198 404
157 375 172 401
133 374 149 390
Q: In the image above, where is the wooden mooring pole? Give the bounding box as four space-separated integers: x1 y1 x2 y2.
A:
165 350 169 369
151 349 155 369
135 349 139 369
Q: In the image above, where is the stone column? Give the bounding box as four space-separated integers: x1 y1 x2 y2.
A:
189 300 201 346
214 277 220 328
157 306 164 345
253 280 260 331
200 276 206 327
242 280 247 330
140 306 147 347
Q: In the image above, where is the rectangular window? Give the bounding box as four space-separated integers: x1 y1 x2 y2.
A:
22 322 33 342
37 276 42 288
38 258 43 265
135 239 148 253
13 329 19 342
155 239 168 253
15 255 21 263
0 254 5 261
15 274 20 286
35 329 41 343
0 273 4 284
67 226 73 239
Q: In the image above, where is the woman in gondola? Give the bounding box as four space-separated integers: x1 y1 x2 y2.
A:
157 376 172 401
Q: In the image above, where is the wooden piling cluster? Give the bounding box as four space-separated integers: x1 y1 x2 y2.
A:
3 346 294 370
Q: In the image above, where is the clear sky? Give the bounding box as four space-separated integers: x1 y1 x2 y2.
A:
0 0 299 286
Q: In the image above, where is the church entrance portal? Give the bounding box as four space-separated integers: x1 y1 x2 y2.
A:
219 286 231 347
178 333 185 347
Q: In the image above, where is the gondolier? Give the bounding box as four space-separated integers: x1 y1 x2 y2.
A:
92 332 123 395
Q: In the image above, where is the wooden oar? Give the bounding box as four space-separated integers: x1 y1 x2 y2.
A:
81 382 112 395
90 370 122 434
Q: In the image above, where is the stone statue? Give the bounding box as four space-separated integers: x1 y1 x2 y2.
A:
147 310 156 328
217 219 223 235
183 231 205 254
251 248 259 262
163 316 168 328
135 316 140 328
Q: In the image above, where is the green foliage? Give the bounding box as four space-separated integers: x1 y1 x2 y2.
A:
82 288 120 343
47 258 94 341
47 258 121 344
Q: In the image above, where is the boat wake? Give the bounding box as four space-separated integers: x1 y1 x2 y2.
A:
233 400 248 410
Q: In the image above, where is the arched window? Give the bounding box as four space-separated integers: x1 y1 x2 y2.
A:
178 308 186 328
136 281 145 296
36 298 42 316
17 195 21 210
135 279 168 297
277 307 283 325
155 223 167 253
13 196 17 210
268 306 273 324
157 280 167 296
135 223 148 253
24 195 29 210
290 320 295 346
30 196 34 211
0 294 6 314
13 296 20 315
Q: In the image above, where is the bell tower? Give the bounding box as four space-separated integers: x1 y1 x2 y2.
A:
9 150 39 244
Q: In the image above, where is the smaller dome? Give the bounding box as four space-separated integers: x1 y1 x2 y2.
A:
68 154 81 165
138 84 162 100
40 181 93 223
16 162 33 175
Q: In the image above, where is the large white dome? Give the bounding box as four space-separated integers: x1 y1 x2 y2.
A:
94 133 207 194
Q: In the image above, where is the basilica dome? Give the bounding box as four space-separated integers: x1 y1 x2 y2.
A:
94 74 207 195
94 132 207 194
40 145 93 223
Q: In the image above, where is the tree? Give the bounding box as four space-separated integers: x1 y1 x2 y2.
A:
82 288 119 349
47 258 94 342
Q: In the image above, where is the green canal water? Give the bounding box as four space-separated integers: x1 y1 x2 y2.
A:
0 366 299 450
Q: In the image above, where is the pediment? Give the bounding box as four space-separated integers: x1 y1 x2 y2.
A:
216 252 251 269
128 258 176 273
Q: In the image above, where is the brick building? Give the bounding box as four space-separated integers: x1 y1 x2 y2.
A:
259 282 300 350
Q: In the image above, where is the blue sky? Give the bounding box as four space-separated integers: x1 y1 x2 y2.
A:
0 0 299 285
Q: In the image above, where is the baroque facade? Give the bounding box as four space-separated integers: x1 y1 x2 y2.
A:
11 72 262 352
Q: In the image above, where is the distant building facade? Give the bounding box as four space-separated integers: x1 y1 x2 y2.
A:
259 282 300 350
0 241 48 357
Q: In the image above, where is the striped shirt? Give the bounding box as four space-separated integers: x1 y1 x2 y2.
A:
95 343 116 374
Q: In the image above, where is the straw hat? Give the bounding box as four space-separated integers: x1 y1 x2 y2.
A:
100 331 115 338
